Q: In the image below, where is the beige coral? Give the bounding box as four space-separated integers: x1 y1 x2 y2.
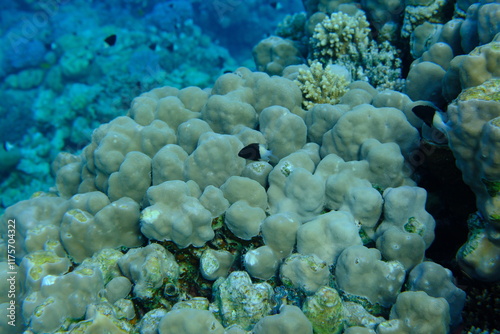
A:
295 60 349 109
310 11 370 64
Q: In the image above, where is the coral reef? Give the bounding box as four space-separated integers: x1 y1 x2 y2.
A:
445 79 500 281
309 9 404 90
0 67 469 333
2 0 500 333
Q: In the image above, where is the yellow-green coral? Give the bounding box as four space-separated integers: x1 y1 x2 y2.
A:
295 61 349 109
66 209 89 223
458 78 500 102
302 286 345 334
26 250 65 280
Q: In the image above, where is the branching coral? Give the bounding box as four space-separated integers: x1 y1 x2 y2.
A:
401 0 449 38
357 40 405 91
310 11 371 65
295 60 349 109
310 10 404 90
276 12 308 44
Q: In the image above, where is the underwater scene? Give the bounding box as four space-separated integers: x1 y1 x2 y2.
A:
0 0 499 333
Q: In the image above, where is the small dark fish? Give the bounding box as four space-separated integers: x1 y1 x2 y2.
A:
412 104 451 136
412 104 438 127
223 70 232 74
238 143 277 162
104 34 117 46
149 43 157 51
238 143 261 160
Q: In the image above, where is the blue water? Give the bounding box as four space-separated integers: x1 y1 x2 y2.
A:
0 0 302 209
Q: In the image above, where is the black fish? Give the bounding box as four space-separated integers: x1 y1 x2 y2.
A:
412 104 438 127
104 34 117 46
238 143 261 160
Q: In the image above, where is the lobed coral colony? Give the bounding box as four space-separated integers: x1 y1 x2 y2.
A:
1 0 500 333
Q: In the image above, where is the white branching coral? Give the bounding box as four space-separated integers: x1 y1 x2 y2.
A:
402 0 448 38
353 40 405 91
295 60 350 110
310 10 404 91
310 11 371 64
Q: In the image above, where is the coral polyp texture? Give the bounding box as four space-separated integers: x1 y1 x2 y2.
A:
2 0 500 333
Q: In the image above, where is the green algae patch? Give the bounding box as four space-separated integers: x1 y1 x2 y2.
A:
458 78 500 102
